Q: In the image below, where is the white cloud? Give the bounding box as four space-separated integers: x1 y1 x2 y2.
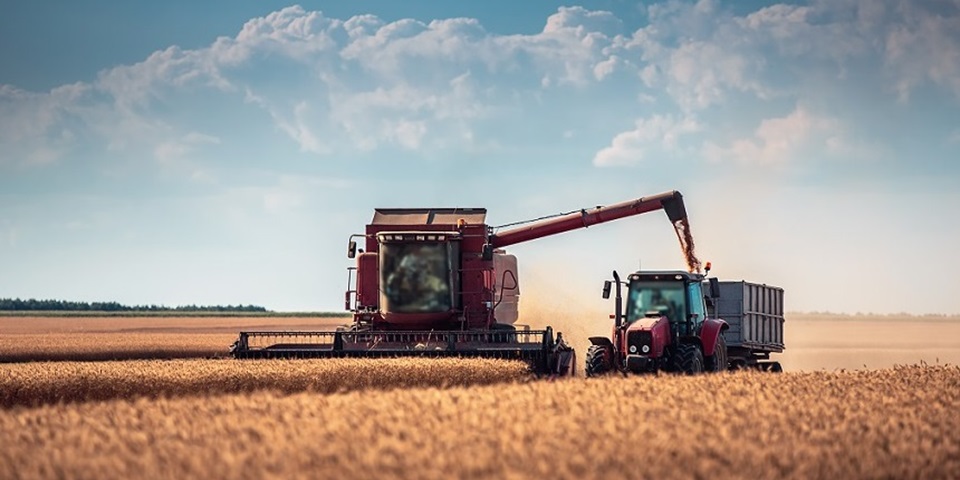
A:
738 0 960 101
882 2 960 101
615 2 771 111
1 1 958 175
154 131 220 163
703 106 836 165
592 55 619 81
385 120 427 150
210 173 353 218
593 115 700 167
277 101 330 155
0 83 90 167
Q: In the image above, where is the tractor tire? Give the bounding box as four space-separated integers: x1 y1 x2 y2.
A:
705 334 728 373
585 345 610 377
672 343 704 375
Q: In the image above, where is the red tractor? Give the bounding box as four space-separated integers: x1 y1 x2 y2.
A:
587 266 727 375
232 190 693 376
587 265 785 375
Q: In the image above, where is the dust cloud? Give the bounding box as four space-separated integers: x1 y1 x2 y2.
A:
517 287 611 376
778 314 960 371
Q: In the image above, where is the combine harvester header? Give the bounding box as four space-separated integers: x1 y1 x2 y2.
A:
232 190 693 375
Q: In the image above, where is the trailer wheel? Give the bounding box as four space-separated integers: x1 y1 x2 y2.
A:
705 335 728 373
585 345 610 377
673 343 704 375
769 362 783 373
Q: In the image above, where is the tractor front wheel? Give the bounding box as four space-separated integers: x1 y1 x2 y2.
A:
673 343 704 375
585 345 611 377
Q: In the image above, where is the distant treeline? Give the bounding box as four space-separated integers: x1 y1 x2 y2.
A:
0 298 268 313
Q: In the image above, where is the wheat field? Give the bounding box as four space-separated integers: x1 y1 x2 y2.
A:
1 366 957 479
0 357 530 408
2 315 959 479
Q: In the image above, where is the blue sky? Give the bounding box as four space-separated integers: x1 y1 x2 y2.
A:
1 0 958 314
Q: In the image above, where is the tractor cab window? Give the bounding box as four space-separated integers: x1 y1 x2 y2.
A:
686 281 706 326
626 281 687 324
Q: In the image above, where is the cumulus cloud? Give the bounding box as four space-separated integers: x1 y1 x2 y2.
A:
1 1 958 176
593 115 700 167
0 83 91 166
882 1 960 101
703 106 837 165
154 132 220 163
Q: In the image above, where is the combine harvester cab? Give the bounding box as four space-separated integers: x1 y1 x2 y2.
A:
233 191 693 376
586 264 784 376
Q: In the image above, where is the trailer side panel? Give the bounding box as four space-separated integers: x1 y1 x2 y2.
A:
709 281 785 353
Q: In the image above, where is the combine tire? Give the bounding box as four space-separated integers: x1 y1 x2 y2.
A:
672 343 704 375
585 345 610 377
705 335 728 373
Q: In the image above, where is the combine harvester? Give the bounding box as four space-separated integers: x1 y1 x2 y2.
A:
232 190 694 375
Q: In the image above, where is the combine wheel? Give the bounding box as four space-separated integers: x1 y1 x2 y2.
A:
705 335 728 373
672 343 704 375
585 345 611 377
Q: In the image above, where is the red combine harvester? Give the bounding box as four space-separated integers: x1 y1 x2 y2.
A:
586 264 785 375
231 190 692 375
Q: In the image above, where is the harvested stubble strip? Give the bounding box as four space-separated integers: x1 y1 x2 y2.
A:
0 358 531 408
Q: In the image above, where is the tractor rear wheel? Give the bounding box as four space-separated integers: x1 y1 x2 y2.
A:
673 343 704 375
705 334 728 373
585 345 610 377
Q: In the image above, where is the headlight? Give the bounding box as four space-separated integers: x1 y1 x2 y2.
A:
641 345 650 353
629 345 637 353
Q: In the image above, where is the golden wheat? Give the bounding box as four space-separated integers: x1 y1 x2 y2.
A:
1 366 957 479
0 358 531 408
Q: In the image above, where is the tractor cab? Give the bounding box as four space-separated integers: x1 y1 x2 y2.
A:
625 271 707 338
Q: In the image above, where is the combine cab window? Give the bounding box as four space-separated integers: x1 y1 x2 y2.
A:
380 241 458 314
626 281 687 324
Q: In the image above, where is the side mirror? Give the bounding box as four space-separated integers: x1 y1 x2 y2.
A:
602 280 612 299
709 277 720 298
347 240 357 259
481 243 494 261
